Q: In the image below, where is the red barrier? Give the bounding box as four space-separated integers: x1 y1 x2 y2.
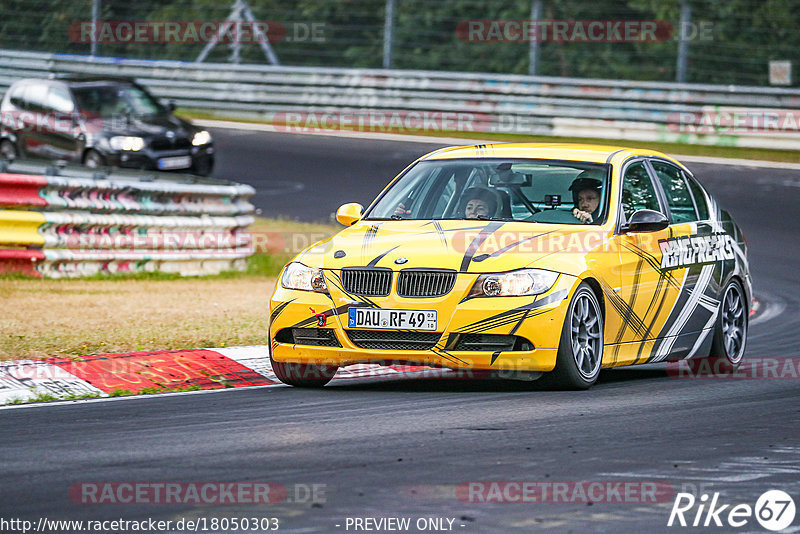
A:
0 249 44 276
51 349 278 393
0 173 48 207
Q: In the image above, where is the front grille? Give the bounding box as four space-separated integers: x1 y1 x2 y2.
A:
275 328 341 347
347 330 441 351
454 334 533 352
397 270 457 297
341 268 391 296
150 137 191 151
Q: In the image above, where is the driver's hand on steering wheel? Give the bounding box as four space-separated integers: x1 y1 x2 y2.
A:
572 207 593 224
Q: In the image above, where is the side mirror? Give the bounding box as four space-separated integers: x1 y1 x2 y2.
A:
166 101 176 112
336 203 363 226
621 209 669 233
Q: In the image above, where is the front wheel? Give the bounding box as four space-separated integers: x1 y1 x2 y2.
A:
0 139 18 161
541 283 604 390
83 149 105 169
269 345 338 388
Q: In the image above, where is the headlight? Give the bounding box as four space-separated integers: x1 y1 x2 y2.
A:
469 269 558 297
280 262 328 293
192 130 212 146
109 136 145 151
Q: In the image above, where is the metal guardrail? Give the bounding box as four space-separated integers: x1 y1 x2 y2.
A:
0 160 255 278
2 49 800 150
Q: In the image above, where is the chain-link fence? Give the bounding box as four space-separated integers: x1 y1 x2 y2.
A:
0 0 797 86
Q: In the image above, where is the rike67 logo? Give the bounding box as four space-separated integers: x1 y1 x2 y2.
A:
668 490 796 531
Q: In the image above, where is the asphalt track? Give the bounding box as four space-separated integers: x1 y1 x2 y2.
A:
2 129 800 533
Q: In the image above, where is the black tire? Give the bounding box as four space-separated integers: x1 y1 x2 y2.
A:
0 139 18 161
269 344 338 388
83 149 105 169
541 283 604 390
706 278 747 372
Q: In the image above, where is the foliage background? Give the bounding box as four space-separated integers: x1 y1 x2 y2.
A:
0 0 798 85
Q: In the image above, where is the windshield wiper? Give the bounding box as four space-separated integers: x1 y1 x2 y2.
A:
390 214 405 220
474 215 511 221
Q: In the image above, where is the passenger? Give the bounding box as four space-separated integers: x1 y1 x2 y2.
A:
460 187 498 219
393 186 498 219
569 172 603 223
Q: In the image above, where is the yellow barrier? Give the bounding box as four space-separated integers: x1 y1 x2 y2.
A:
0 210 46 247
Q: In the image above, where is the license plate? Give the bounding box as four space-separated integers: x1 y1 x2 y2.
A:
348 308 437 331
157 156 192 170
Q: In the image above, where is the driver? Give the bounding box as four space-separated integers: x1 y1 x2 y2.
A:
569 171 603 223
460 187 498 219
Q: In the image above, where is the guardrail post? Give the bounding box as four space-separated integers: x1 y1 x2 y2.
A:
383 0 396 69
528 0 543 76
676 0 691 83
90 0 100 58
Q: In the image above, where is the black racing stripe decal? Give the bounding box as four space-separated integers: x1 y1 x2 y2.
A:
367 246 400 267
633 273 671 364
457 308 551 335
431 348 468 365
361 224 382 257
290 302 354 329
459 221 505 272
455 290 568 333
598 278 649 341
621 242 680 290
615 257 644 343
473 231 553 263
509 309 530 335
432 220 448 247
269 299 295 324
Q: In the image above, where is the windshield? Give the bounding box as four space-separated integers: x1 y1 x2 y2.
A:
366 158 611 225
72 84 163 117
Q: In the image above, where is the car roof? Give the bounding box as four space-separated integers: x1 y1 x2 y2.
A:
420 142 679 166
11 76 136 88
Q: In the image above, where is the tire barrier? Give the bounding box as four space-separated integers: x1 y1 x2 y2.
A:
1 49 799 149
0 161 255 278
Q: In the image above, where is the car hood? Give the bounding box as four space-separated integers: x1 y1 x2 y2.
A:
100 113 196 138
297 219 615 276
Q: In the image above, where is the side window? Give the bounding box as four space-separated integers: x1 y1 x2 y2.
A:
24 84 48 112
620 161 661 221
651 161 698 224
8 84 27 108
47 86 75 114
685 174 710 221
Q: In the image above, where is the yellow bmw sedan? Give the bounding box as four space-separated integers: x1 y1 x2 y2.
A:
268 143 751 389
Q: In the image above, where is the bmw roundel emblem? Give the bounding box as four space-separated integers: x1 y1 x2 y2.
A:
394 257 409 265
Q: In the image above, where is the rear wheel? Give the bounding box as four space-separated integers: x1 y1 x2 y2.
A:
0 139 18 161
542 283 604 390
707 279 747 372
269 344 338 388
